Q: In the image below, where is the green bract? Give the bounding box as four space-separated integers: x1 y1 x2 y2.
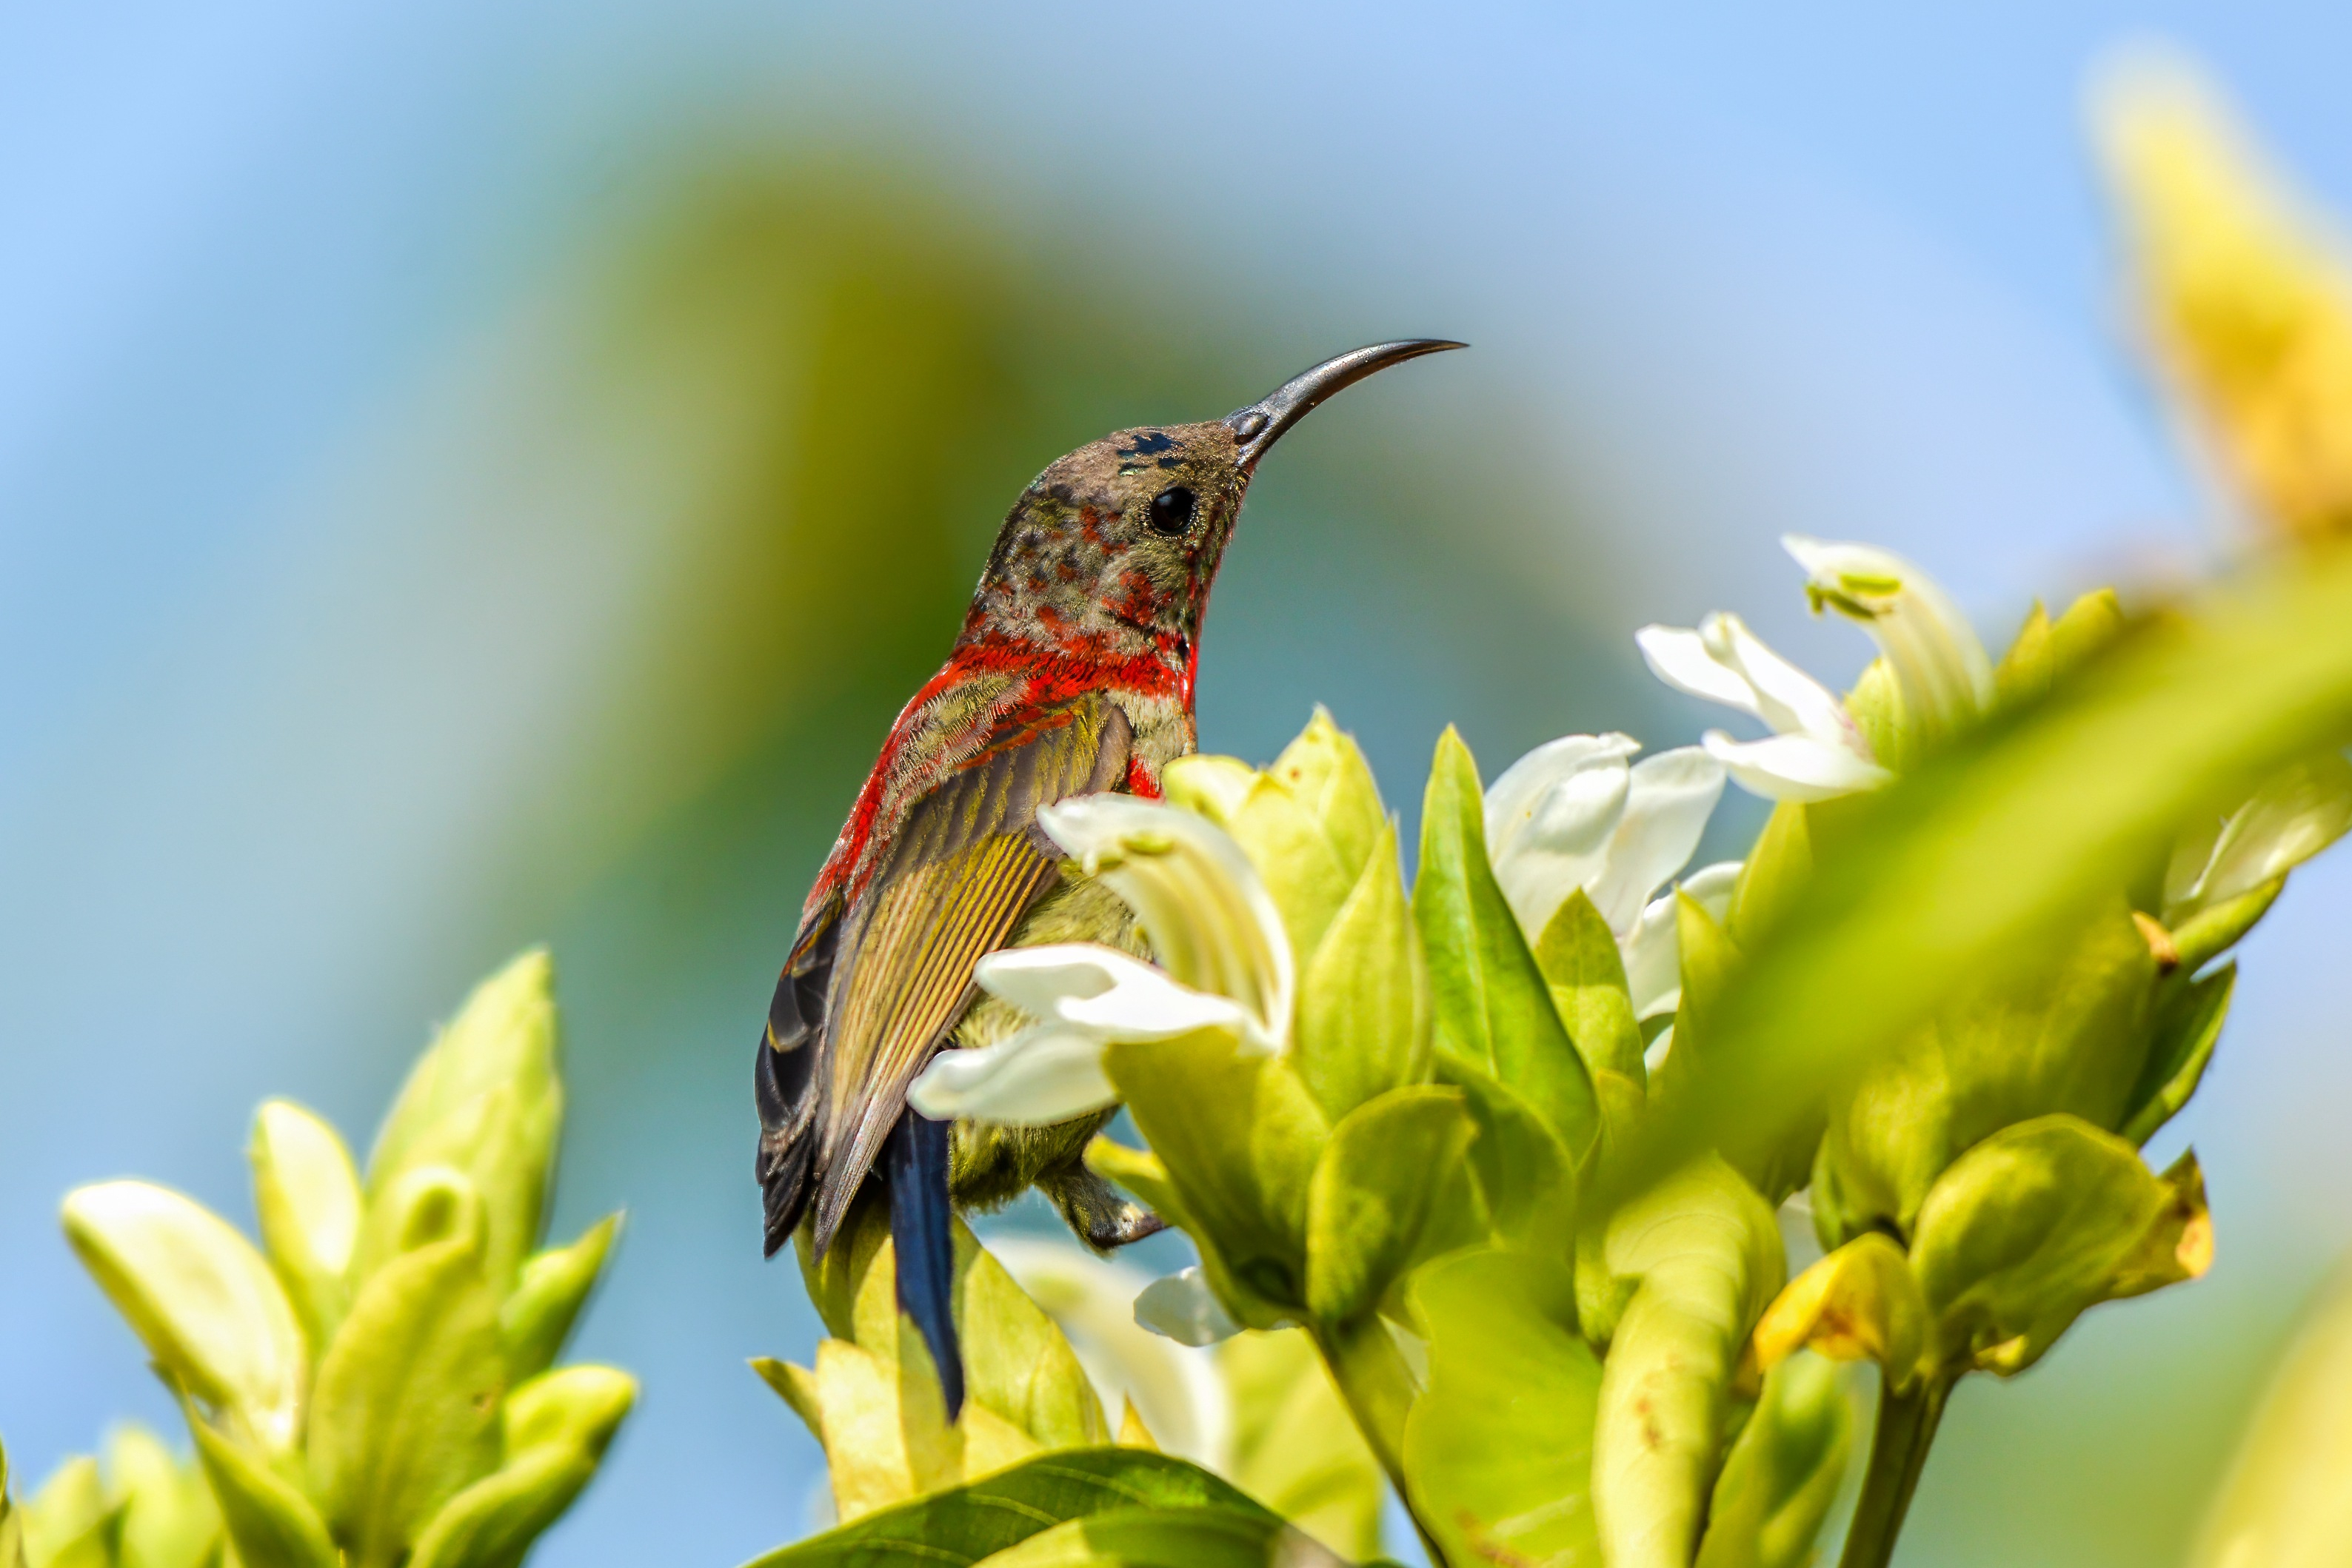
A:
54 951 629 1568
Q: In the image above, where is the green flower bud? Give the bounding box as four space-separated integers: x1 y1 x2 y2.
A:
101 1424 221 1568
1908 1116 2209 1376
1102 1032 1328 1324
1591 1160 1785 1568
404 1367 636 1568
61 1181 307 1456
1695 1352 1854 1568
365 949 562 1296
308 1166 504 1568
1303 1087 1480 1327
1817 903 2160 1244
250 1099 363 1355
499 1213 622 1383
184 1414 338 1568
21 1458 113 1568
1751 1234 1928 1392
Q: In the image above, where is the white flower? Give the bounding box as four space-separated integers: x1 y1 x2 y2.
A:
1637 612 1891 803
1783 535 1993 743
1133 1264 1245 1347
908 796 1292 1126
986 1236 1233 1467
1637 537 1988 802
1484 733 1735 1019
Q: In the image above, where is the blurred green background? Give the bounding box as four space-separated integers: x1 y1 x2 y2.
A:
3 4 2348 1564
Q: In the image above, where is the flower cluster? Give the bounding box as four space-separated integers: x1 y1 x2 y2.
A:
27 954 632 1568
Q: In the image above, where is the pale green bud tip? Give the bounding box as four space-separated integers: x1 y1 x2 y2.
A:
59 1180 306 1454
506 1366 638 1458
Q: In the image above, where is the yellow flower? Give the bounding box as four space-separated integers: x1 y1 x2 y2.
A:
2099 52 2352 545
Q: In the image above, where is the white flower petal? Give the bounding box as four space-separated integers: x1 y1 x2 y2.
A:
1681 860 1744 922
1583 747 1727 932
906 1023 1117 1126
1485 737 1638 937
1133 1265 1244 1348
1703 729 1894 803
1637 625 1765 718
1710 612 1870 754
1485 733 1640 858
1037 796 1293 1051
987 1239 1232 1470
1783 535 1994 737
1617 861 1744 1020
974 944 1254 1042
1620 893 1683 1020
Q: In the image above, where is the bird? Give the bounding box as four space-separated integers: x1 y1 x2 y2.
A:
754 341 1464 1414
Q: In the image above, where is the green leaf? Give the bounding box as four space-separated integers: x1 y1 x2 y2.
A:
61 1180 307 1455
749 1356 823 1438
405 1366 635 1568
972 1506 1349 1568
1433 1056 1575 1250
1304 1088 1480 1325
308 1167 506 1568
22 1458 115 1568
1611 550 2352 1219
250 1099 363 1356
735 1449 1272 1567
366 950 563 1296
2119 963 2236 1147
1694 1353 1854 1568
1413 727 1598 1160
1591 1159 1784 1568
1104 1031 1328 1319
2168 880 2282 973
1725 803 1811 948
186 1416 338 1568
1403 1247 1603 1568
1909 1115 2210 1376
1533 889 1645 1083
102 1424 222 1568
1217 1330 1386 1563
1294 819 1429 1122
499 1213 621 1381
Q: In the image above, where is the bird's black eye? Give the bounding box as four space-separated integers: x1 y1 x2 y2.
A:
1147 486 1197 537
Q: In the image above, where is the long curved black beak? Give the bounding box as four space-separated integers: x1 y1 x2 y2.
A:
1225 339 1466 469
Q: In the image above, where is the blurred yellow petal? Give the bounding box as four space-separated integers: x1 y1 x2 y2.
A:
2099 53 2352 544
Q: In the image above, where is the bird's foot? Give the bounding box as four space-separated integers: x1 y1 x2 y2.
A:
1044 1167 1167 1252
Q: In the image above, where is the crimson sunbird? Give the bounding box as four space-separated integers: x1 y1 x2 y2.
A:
755 341 1463 1412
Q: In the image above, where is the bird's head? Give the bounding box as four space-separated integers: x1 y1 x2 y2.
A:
962 341 1463 670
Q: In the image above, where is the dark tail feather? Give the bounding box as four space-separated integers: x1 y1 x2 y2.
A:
885 1109 963 1420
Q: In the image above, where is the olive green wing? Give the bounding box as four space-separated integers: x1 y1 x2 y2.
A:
808 691 1133 1252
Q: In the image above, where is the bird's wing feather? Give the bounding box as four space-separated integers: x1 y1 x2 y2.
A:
807 689 1132 1251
